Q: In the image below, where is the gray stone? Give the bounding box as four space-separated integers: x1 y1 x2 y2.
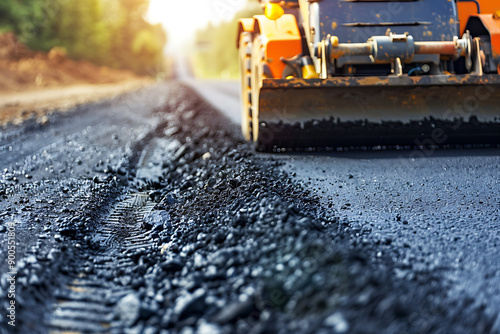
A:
116 293 141 327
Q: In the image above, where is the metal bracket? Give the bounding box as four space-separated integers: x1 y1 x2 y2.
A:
393 58 403 76
471 37 484 76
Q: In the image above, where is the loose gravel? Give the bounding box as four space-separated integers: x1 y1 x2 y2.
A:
0 83 497 333
120 85 496 333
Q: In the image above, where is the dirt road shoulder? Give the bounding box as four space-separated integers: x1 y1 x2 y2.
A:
0 79 153 127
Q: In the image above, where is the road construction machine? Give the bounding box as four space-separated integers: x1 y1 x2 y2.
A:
237 0 500 151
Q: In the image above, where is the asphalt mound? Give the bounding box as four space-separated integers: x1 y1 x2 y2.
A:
121 84 494 333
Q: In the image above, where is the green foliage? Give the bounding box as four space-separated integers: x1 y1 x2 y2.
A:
193 1 261 79
0 0 167 75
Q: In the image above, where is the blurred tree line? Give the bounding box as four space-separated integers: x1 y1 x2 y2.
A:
194 1 261 78
0 0 166 75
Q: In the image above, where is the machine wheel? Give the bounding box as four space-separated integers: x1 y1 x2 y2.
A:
250 34 274 151
239 32 253 141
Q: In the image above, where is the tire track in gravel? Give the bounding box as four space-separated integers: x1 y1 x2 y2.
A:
7 126 173 333
0 83 171 333
47 193 156 333
35 115 179 333
38 96 183 333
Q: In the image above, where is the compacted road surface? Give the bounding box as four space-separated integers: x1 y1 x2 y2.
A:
0 81 498 333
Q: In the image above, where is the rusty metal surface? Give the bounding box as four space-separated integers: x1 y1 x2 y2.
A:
262 74 500 89
256 74 500 150
259 79 500 122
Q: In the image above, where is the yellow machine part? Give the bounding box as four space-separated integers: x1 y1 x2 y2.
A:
301 64 318 79
264 3 285 21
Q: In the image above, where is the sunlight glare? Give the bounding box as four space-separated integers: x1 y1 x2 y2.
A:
146 0 247 54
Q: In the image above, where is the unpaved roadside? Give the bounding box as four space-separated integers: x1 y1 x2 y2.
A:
0 79 153 127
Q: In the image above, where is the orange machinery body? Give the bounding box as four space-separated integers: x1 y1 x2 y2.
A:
458 0 500 62
237 14 302 79
458 0 500 34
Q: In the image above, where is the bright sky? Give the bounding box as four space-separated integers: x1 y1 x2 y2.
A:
146 0 248 54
